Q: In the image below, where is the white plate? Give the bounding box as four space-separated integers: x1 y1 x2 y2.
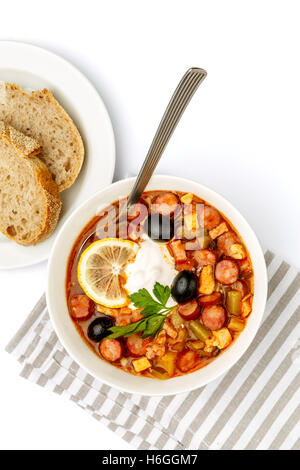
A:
0 41 115 269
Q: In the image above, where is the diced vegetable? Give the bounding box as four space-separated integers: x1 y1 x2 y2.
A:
238 258 253 277
171 310 185 329
145 342 166 359
209 222 228 240
199 264 215 294
199 233 212 249
196 229 212 249
230 280 248 298
176 328 187 343
151 369 169 380
96 304 119 317
196 349 213 357
175 259 194 271
155 351 177 376
180 193 193 204
132 357 151 372
156 330 167 345
189 320 211 341
203 344 215 353
120 357 129 367
184 211 199 233
226 290 242 315
163 318 178 339
170 239 187 261
186 340 205 351
169 328 187 352
228 317 245 332
168 328 187 351
206 328 232 349
241 298 252 318
229 243 247 260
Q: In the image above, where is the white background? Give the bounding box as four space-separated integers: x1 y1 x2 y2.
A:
1 0 299 450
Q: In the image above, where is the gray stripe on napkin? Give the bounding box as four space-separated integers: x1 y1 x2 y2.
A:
5 252 300 450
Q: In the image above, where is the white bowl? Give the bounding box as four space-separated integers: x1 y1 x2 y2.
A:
47 175 267 396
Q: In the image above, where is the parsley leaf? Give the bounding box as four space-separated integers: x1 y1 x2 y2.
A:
142 315 165 339
129 288 161 309
107 283 176 339
107 321 143 339
153 282 171 305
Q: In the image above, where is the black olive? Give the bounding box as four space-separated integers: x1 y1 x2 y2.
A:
144 213 174 243
171 270 198 304
87 316 114 342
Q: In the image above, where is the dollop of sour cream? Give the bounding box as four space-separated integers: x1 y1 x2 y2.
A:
124 236 177 308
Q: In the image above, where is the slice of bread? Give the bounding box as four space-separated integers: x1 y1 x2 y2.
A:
0 83 84 191
0 121 62 245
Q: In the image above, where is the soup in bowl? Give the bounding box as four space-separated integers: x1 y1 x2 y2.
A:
47 175 267 395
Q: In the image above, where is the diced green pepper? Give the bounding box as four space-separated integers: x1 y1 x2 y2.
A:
226 290 242 315
189 320 211 341
198 229 211 249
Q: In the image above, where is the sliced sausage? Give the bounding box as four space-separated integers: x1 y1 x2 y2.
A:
99 338 123 362
215 260 239 285
199 205 221 230
230 280 248 298
192 249 217 267
152 192 180 216
126 334 147 357
178 299 201 320
198 292 222 307
217 231 239 256
201 305 226 331
70 295 93 320
177 350 198 372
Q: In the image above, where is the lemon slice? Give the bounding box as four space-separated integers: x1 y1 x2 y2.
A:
78 238 139 307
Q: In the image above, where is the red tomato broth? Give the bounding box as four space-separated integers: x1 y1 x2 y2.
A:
66 190 254 379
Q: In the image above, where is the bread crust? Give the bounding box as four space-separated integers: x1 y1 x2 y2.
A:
0 83 84 191
0 120 40 156
21 156 62 245
0 121 62 246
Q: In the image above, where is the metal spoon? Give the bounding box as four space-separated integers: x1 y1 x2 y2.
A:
78 67 207 251
125 67 207 213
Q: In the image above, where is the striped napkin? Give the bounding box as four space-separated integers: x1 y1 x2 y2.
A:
6 251 300 450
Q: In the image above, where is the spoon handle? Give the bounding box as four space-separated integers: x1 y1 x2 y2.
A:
127 67 207 207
